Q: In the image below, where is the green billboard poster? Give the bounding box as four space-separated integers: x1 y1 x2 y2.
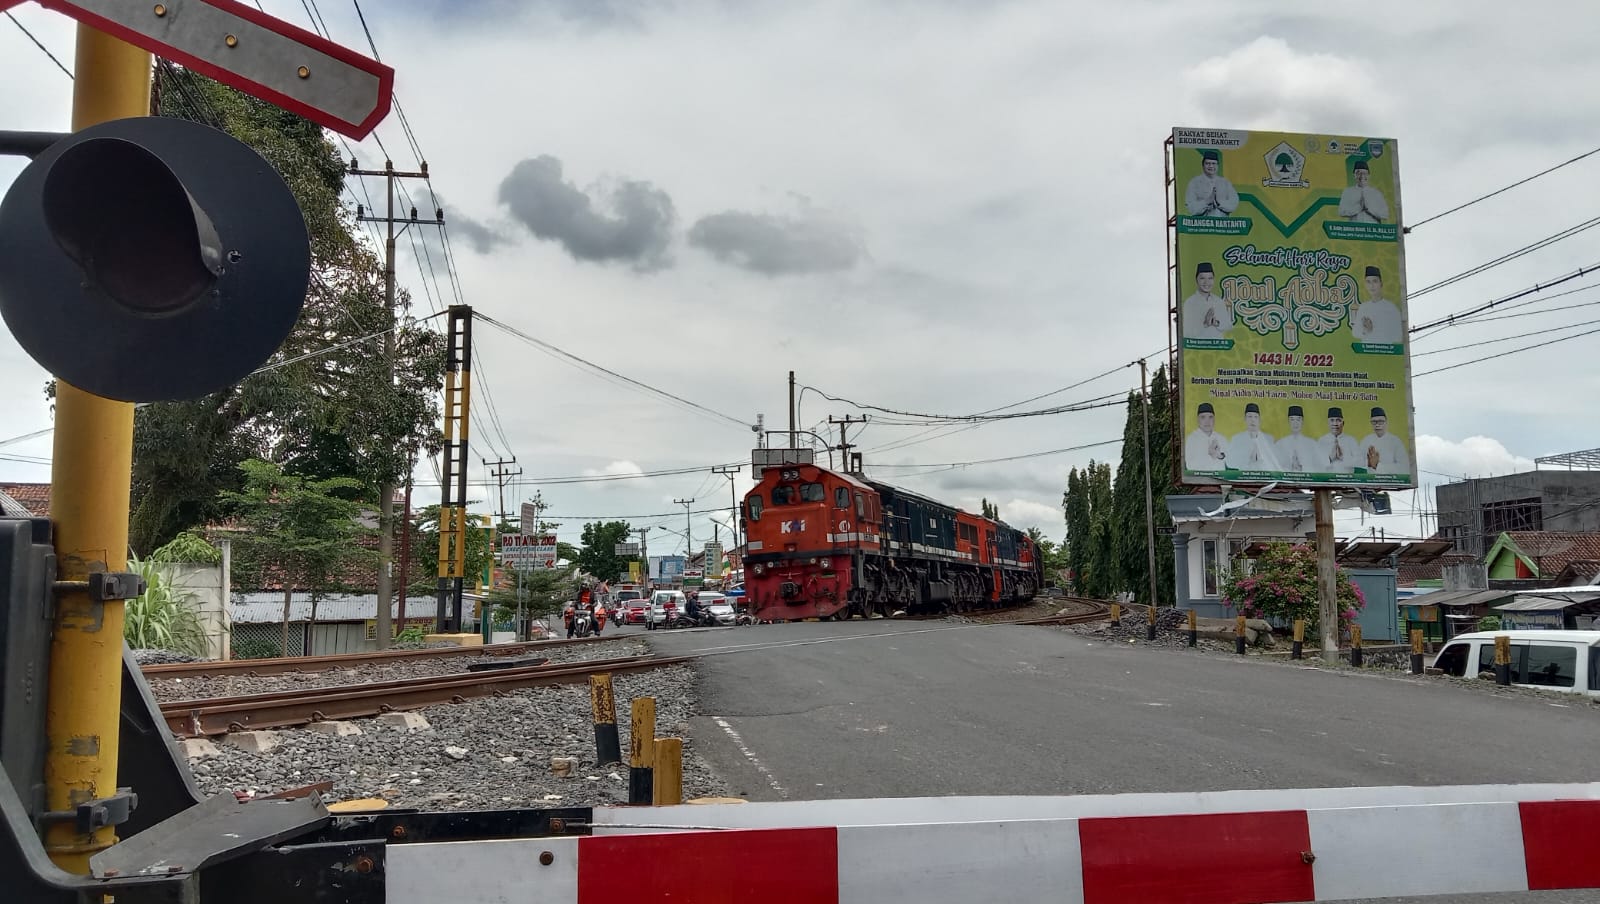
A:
1172 127 1415 489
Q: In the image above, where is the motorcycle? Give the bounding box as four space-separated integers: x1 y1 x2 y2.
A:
572 609 594 638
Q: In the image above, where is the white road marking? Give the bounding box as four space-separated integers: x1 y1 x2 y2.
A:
712 716 788 800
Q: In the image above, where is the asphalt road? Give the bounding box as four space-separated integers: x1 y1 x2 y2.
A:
645 618 1600 903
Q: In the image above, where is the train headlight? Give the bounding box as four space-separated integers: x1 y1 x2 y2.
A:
809 557 819 565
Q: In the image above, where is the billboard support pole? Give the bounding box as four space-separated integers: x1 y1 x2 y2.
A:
1314 489 1340 663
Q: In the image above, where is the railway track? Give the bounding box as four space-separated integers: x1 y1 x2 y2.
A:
141 635 611 679
160 653 692 738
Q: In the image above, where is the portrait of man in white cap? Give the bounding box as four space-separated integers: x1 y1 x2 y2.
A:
1358 407 1409 474
1185 402 1228 472
1228 402 1281 470
1185 149 1239 218
1275 405 1319 473
1351 265 1404 345
1338 159 1390 223
1317 407 1361 473
1182 262 1233 340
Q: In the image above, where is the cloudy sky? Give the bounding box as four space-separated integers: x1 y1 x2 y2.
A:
3 0 1599 556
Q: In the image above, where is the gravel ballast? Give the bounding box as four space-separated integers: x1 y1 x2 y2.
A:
185 664 728 809
149 637 649 702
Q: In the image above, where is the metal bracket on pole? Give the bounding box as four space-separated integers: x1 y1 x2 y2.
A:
53 572 147 603
0 131 67 159
36 788 137 835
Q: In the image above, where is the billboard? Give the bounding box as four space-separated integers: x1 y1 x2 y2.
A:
501 533 558 570
1172 127 1415 489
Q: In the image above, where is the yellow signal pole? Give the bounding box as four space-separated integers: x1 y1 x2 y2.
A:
41 25 150 873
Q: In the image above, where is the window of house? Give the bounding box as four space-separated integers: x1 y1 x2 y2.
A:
835 487 850 509
1202 540 1219 596
800 482 826 503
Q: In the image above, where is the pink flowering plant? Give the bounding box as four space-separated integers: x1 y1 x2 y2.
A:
1220 541 1364 633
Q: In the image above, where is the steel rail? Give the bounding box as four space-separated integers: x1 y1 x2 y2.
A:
160 654 695 737
141 635 614 679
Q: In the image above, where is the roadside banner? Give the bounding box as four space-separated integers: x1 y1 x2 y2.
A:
1172 127 1414 489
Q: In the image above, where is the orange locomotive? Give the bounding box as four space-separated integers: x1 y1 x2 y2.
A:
741 462 1041 621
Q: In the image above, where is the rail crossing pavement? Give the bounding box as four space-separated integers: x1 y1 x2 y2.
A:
383 781 1600 903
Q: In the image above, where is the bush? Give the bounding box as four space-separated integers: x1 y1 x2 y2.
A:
1476 614 1502 632
395 626 427 645
232 638 280 660
149 530 223 565
123 557 210 657
1220 541 1365 634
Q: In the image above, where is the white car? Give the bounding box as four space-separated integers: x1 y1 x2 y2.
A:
1429 630 1600 698
646 591 686 629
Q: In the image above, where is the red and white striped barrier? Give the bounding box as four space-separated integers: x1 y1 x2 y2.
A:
386 783 1600 903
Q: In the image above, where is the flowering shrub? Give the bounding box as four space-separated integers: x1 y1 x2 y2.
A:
1220 541 1365 632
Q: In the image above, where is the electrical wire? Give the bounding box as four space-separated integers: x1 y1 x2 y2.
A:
1410 262 1600 334
1411 316 1600 358
1408 218 1600 302
865 438 1123 473
475 313 750 430
1414 324 1600 378
6 11 71 78
1408 143 1600 231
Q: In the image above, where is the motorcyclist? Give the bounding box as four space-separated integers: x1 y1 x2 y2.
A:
684 591 702 626
593 599 607 635
563 601 576 639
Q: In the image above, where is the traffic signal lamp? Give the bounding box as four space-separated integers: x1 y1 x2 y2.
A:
0 116 310 402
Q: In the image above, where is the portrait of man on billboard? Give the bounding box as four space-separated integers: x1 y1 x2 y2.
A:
1185 402 1228 472
1182 261 1233 340
1275 405 1319 473
1317 407 1361 474
1351 265 1404 345
1184 149 1239 217
1359 407 1409 474
1228 402 1281 471
1338 159 1390 223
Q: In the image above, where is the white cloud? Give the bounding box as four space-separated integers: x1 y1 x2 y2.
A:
997 498 1062 535
582 460 647 478
1184 36 1393 134
1416 434 1536 480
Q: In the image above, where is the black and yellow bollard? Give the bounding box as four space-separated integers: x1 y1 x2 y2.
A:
1146 604 1157 641
1187 609 1198 648
1494 634 1512 686
591 673 622 766
1350 624 1364 668
1235 615 1247 655
1409 629 1425 674
1110 603 1121 627
653 737 683 806
1290 619 1305 660
628 697 656 805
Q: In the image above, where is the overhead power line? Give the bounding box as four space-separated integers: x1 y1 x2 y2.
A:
1412 316 1600 358
475 313 750 430
867 438 1123 473
1408 143 1600 231
1410 262 1600 334
6 11 71 79
1408 218 1600 302
1414 324 1600 378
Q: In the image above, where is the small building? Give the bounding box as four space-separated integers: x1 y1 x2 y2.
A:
1482 531 1600 588
1435 466 1600 557
1166 492 1316 619
1493 588 1600 631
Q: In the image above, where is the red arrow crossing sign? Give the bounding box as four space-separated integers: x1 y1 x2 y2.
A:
3 0 393 138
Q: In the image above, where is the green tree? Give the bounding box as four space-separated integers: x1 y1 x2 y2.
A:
406 504 495 597
576 521 635 582
1108 367 1178 605
1081 461 1116 598
981 498 999 520
1063 467 1090 594
222 458 374 655
489 567 578 627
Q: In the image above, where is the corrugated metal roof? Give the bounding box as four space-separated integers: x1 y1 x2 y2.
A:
230 592 424 624
1165 493 1314 521
1496 591 1600 612
0 491 31 518
1406 588 1515 608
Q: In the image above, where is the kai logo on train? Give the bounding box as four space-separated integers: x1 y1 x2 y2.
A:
780 520 806 534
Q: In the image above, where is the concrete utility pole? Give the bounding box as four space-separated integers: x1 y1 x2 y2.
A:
1137 359 1159 608
634 526 651 588
485 456 521 526
712 465 742 549
674 498 695 557
352 158 436 648
1315 490 1340 663
829 414 868 473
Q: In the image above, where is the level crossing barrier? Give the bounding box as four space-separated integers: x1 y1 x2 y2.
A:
386 781 1600 902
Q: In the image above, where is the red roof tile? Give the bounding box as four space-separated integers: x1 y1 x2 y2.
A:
1503 531 1600 578
0 483 49 516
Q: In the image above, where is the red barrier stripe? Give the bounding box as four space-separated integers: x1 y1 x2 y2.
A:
577 826 840 903
1520 800 1600 890
1079 810 1316 904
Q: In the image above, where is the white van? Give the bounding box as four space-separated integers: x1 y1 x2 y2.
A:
1428 630 1600 698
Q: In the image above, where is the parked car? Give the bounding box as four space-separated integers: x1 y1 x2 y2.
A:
622 598 651 625
1429 630 1600 698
